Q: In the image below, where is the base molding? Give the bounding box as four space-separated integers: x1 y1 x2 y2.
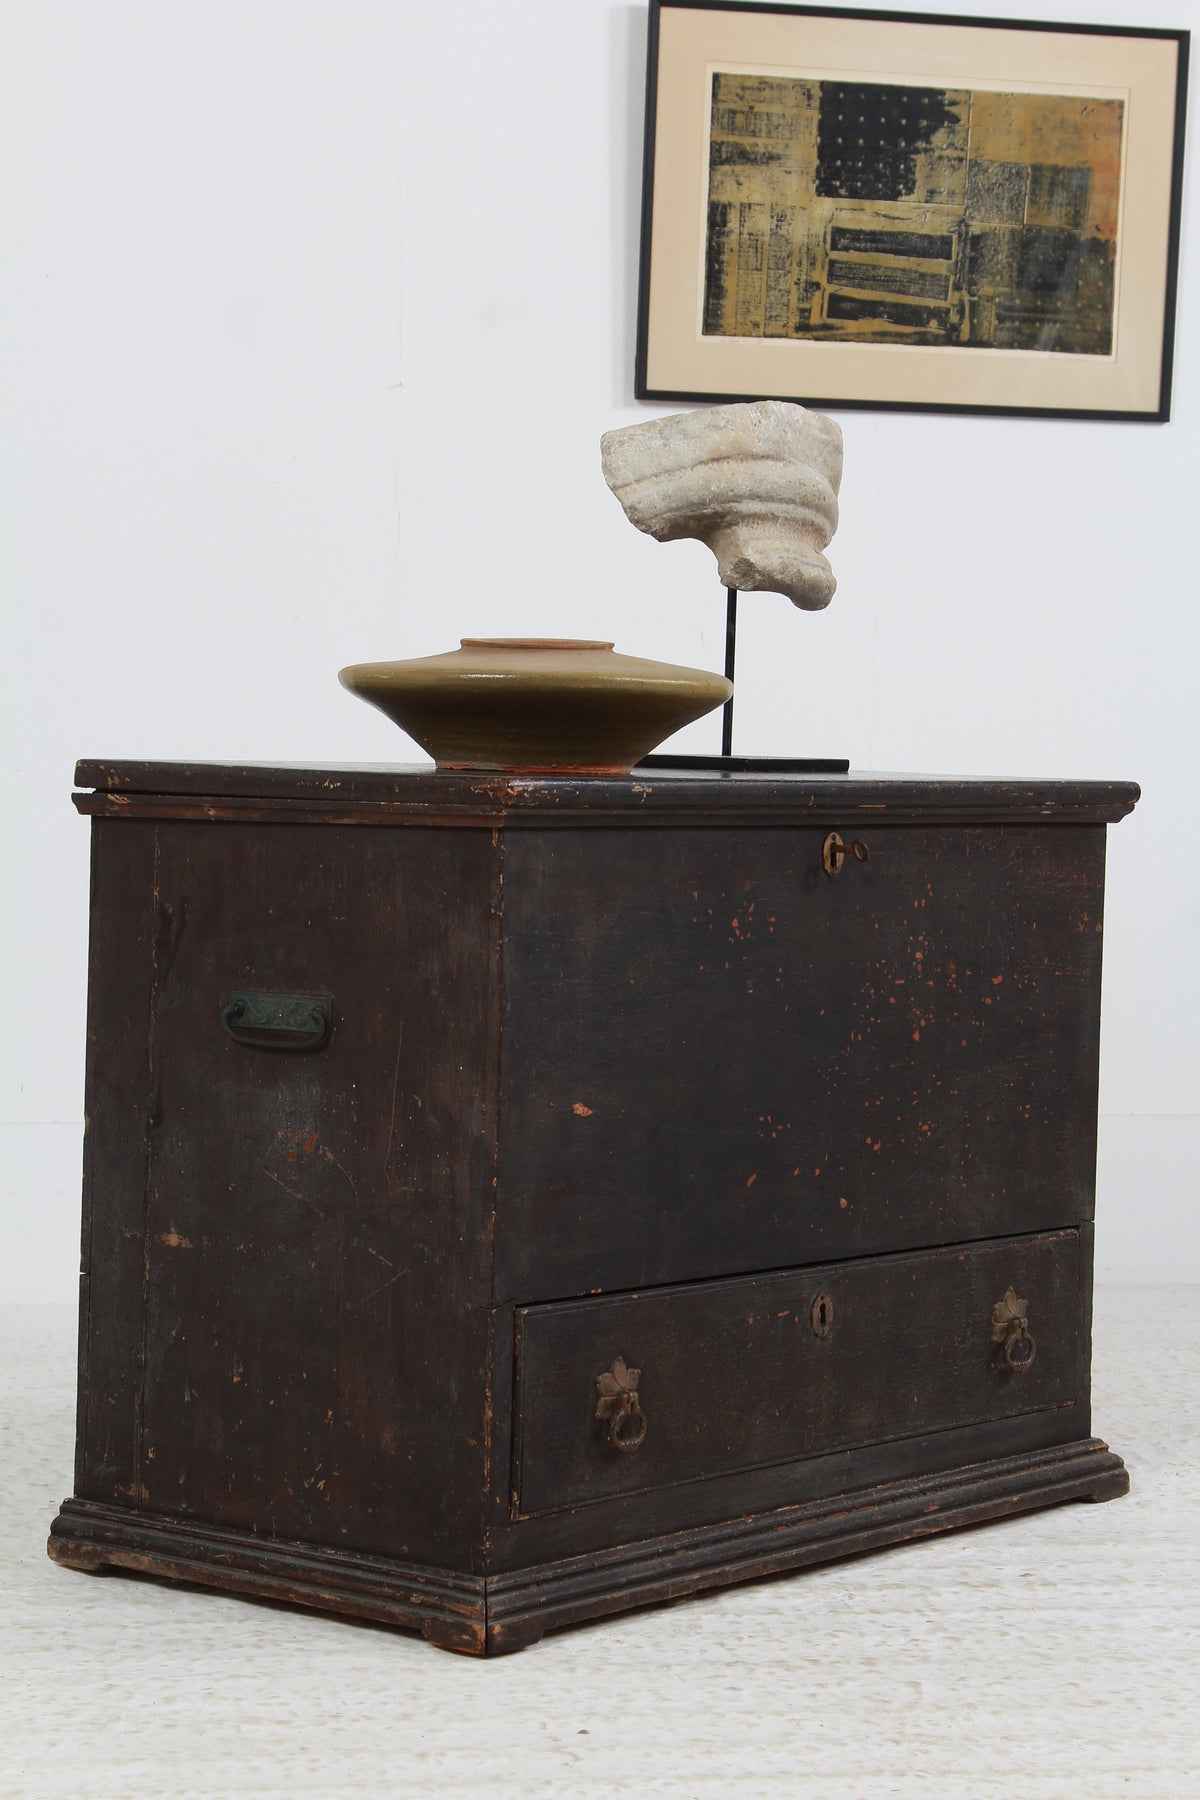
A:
48 1499 489 1654
49 1438 1127 1656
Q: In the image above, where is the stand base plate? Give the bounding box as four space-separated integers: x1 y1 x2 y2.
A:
636 754 850 774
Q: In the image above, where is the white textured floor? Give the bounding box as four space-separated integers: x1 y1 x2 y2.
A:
2 1293 1197 1800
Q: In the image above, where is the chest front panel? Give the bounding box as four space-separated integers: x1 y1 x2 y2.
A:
495 822 1106 1299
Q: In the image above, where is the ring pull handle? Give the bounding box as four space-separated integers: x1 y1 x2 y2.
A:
992 1286 1037 1373
222 991 333 1052
822 831 870 877
595 1357 647 1455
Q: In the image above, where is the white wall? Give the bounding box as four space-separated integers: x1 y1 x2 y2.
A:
2 0 1196 1299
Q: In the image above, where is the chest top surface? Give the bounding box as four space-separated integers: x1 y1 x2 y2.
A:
73 759 1140 827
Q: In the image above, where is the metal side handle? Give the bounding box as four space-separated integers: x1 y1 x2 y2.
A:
221 991 333 1052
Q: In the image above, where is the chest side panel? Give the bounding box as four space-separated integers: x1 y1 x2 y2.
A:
76 821 161 1501
91 820 497 1565
495 822 1106 1298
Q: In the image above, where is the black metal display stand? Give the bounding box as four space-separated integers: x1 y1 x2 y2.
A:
637 587 850 774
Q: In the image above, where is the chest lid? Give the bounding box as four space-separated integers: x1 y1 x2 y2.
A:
73 759 1140 827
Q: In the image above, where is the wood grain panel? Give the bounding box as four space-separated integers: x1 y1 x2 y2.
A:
76 821 159 1503
495 825 1106 1297
133 822 497 1568
513 1231 1079 1516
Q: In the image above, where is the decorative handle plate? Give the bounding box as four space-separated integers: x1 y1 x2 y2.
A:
992 1286 1037 1373
595 1357 647 1455
221 991 333 1052
822 831 869 877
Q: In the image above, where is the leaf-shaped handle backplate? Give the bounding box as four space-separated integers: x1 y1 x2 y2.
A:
991 1286 1037 1373
595 1357 647 1454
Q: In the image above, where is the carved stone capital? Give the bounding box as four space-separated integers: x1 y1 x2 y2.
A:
601 401 843 610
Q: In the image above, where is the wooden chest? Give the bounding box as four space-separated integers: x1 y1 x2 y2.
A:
49 760 1137 1654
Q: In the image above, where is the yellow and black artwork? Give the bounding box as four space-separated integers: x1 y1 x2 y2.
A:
704 74 1124 354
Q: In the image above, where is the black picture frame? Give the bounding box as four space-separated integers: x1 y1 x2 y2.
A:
635 1 1188 420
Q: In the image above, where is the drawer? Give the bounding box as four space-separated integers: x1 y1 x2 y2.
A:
512 1230 1080 1517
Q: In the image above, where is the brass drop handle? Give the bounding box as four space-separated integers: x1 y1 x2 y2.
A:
992 1286 1037 1373
595 1357 647 1455
822 831 869 877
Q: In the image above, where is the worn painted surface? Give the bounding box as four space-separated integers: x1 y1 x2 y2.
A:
512 1232 1081 1517
75 817 498 1571
495 824 1106 1298
54 763 1135 1651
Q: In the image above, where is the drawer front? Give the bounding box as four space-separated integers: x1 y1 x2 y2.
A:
496 824 1105 1298
512 1230 1080 1517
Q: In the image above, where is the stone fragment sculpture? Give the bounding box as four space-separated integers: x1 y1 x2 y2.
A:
601 400 843 610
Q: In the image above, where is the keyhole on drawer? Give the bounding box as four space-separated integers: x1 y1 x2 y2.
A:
811 1292 834 1337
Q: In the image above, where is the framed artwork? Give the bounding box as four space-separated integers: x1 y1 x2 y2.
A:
635 2 1189 419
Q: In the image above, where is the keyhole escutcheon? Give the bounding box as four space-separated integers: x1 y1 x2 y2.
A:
822 832 869 877
811 1291 834 1338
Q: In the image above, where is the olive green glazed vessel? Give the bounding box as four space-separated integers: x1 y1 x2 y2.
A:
339 638 733 774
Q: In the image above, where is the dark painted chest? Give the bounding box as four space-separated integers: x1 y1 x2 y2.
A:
50 762 1137 1652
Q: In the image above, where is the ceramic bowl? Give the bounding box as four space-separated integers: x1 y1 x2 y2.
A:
338 638 733 774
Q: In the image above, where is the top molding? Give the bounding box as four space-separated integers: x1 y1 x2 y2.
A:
73 760 1141 828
